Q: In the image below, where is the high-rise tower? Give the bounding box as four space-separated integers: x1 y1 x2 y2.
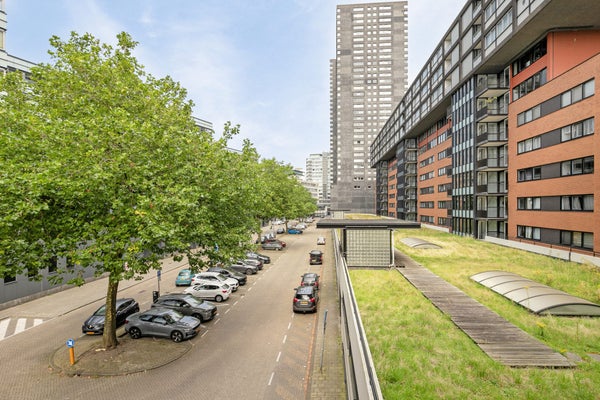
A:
330 1 408 213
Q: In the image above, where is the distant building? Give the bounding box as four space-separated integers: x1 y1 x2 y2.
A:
304 152 332 210
329 1 408 214
370 0 600 261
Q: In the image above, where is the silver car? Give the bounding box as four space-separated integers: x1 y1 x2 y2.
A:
124 308 201 342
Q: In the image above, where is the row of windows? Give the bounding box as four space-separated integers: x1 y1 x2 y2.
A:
517 117 595 154
517 156 594 181
517 195 594 211
517 225 593 249
512 68 547 101
517 79 595 126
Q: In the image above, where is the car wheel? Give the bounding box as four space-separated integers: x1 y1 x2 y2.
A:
215 295 223 302
246 269 253 275
171 331 184 343
129 327 142 339
192 313 204 322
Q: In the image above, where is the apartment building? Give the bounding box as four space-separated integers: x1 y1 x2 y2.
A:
370 0 600 258
330 1 408 214
305 152 332 211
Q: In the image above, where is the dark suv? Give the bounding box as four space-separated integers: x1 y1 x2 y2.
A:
151 293 217 322
292 286 319 313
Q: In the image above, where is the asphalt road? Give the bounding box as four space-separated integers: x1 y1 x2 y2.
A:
0 224 328 400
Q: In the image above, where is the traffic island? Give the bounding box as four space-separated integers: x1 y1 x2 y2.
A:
50 330 192 377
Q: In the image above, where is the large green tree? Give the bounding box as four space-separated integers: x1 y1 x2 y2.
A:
0 32 235 348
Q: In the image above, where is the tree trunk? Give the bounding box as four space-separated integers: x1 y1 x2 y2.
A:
102 275 120 349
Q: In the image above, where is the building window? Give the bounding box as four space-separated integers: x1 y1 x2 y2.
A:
560 231 593 249
517 225 541 240
3 273 16 284
517 167 541 182
561 118 594 142
561 195 594 211
517 136 541 154
517 197 541 210
513 68 547 101
560 156 594 176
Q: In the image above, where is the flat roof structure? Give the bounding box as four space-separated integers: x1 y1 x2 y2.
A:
317 219 420 268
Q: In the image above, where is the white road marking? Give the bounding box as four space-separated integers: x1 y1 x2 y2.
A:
268 372 275 386
282 335 287 344
0 319 9 340
276 351 281 362
15 318 27 334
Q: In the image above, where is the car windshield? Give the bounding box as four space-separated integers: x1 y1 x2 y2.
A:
185 296 204 307
93 305 107 316
178 271 190 277
215 274 227 281
162 309 184 322
222 283 230 289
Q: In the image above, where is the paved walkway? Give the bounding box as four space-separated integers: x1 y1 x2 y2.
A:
394 251 574 368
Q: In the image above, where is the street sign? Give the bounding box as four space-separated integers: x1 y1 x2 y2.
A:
66 338 75 348
157 269 161 281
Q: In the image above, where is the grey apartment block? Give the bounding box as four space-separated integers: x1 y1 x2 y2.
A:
330 1 408 214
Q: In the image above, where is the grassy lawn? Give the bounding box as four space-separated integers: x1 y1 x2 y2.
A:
349 228 600 400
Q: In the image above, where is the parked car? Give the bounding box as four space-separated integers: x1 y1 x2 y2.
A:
288 228 303 234
242 258 263 270
175 269 192 286
152 293 217 322
82 298 139 335
264 237 286 247
296 223 307 230
300 272 320 289
184 282 232 302
191 272 239 292
124 308 200 342
309 250 324 265
228 261 258 275
246 251 271 264
317 236 326 245
262 241 283 251
292 286 319 313
207 266 247 285
276 227 285 234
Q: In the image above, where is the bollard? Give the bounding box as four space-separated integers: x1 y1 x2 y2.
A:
66 338 75 365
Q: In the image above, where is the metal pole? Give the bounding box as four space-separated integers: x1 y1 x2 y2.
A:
320 309 328 373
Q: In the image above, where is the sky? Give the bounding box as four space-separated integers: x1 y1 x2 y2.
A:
5 0 464 168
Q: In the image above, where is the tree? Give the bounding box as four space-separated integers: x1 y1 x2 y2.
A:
0 32 220 348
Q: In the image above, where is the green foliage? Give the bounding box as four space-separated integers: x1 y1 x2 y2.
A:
0 31 318 347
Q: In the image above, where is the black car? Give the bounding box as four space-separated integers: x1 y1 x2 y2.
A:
82 298 140 335
246 251 271 264
292 286 319 313
309 250 323 265
151 293 217 322
207 266 247 285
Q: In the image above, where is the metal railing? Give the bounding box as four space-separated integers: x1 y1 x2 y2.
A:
333 229 383 400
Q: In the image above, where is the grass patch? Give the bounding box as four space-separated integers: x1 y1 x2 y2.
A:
350 228 600 399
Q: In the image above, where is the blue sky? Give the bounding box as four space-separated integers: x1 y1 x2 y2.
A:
5 0 464 168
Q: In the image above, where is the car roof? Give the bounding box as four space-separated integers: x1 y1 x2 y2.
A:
295 286 315 294
115 298 135 305
302 273 318 278
157 293 192 300
310 250 323 255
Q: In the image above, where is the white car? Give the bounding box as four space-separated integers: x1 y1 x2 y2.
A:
296 223 307 230
191 272 239 292
317 236 326 245
184 282 231 302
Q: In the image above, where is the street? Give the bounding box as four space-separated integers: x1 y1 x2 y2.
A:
0 224 332 400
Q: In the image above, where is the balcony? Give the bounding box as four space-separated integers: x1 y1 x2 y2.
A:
476 105 508 123
476 157 507 171
476 130 508 147
476 74 509 98
476 207 507 219
476 184 507 195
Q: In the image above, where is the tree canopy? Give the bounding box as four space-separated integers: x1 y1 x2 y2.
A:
0 31 317 348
